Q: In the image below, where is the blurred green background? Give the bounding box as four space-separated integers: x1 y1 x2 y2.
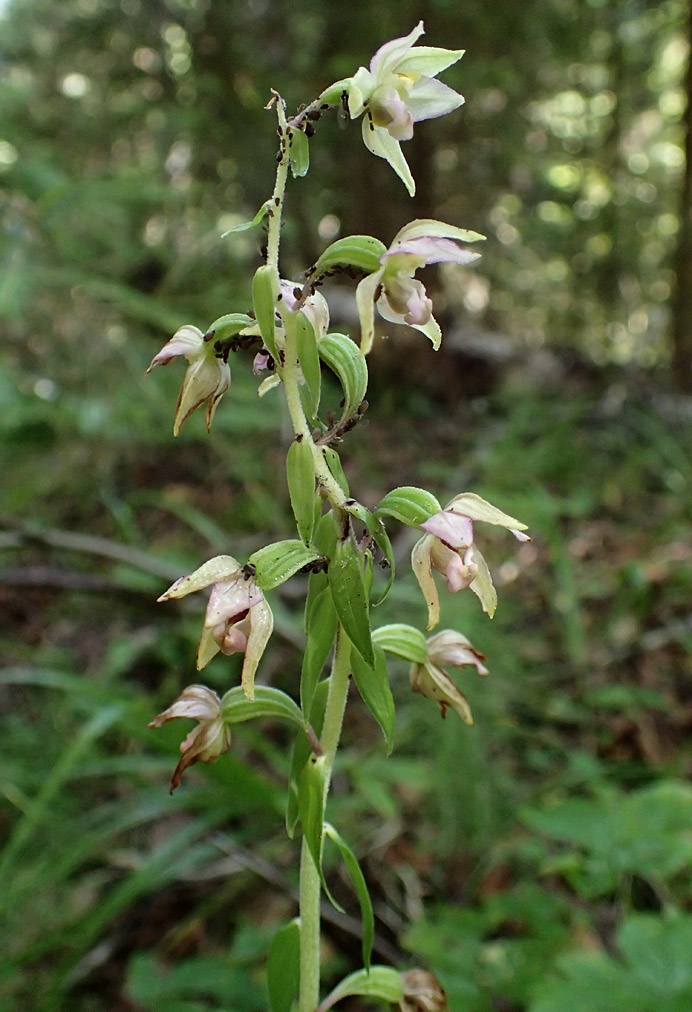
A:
2 0 692 1010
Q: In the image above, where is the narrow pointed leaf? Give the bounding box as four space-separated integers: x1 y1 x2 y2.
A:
350 645 394 751
376 486 441 527
252 264 279 360
221 201 271 237
345 500 394 604
329 539 374 667
220 686 305 729
318 333 368 420
287 438 316 544
249 539 321 590
372 623 428 663
301 587 337 714
287 680 329 837
297 754 327 872
324 823 374 969
320 967 404 1011
289 126 310 177
324 447 349 495
295 312 321 416
267 918 301 1012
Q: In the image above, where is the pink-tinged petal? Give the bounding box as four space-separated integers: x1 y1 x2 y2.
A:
426 629 489 675
370 86 414 141
204 576 264 627
396 46 465 79
511 528 532 542
148 685 222 725
384 235 481 266
361 118 415 196
421 510 473 549
381 276 432 325
369 21 425 79
147 325 204 372
405 76 464 123
158 556 243 600
430 539 478 592
253 349 273 375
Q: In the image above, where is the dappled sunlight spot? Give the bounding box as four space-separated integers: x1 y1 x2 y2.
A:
537 201 572 226
61 72 90 98
33 378 57 401
496 223 518 245
0 140 18 168
546 163 581 191
317 214 340 242
651 141 684 170
627 151 649 174
133 46 161 73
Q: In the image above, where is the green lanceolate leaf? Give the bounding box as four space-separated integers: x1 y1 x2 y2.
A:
289 126 310 177
249 539 321 590
324 447 349 495
351 644 395 751
301 587 338 714
309 235 387 280
297 753 328 871
287 438 316 544
320 967 404 1011
329 538 374 667
220 686 305 730
295 313 321 416
287 680 329 837
324 823 375 969
318 333 368 421
376 486 441 527
252 264 279 360
204 312 255 341
267 918 301 1012
220 201 271 237
312 510 338 558
345 500 395 604
372 623 428 663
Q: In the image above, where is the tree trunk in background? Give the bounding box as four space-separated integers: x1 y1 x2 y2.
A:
672 2 692 392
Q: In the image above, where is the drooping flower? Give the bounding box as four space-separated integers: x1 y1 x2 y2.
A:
344 22 465 195
158 555 273 700
356 219 483 354
411 493 529 628
148 684 231 792
147 325 230 436
410 629 488 724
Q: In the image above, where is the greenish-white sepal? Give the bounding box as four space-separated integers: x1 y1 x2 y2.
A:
317 77 352 107
158 554 241 600
301 587 337 715
267 919 300 1012
372 623 428 663
345 500 395 605
220 201 271 237
396 46 465 78
318 332 368 420
252 264 279 360
287 680 328 837
469 545 497 618
311 235 387 280
414 312 442 351
320 967 404 1011
289 126 310 178
355 271 381 356
205 312 255 340
351 644 394 752
287 438 316 544
324 447 350 495
249 539 321 591
447 491 528 531
294 312 321 416
375 486 441 527
329 539 374 667
297 753 328 872
394 217 485 244
361 119 415 196
411 534 440 630
220 685 305 729
258 374 281 397
323 823 375 970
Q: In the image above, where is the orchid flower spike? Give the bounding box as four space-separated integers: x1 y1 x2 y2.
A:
356 219 484 354
148 685 231 792
410 630 488 724
147 325 230 436
412 493 530 628
344 21 465 195
158 555 273 700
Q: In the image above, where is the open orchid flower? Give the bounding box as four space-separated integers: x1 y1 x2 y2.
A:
147 325 230 437
356 219 483 354
345 21 465 195
411 493 530 628
158 555 273 700
148 685 231 792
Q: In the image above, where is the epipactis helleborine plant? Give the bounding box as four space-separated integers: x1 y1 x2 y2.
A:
145 22 529 1012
